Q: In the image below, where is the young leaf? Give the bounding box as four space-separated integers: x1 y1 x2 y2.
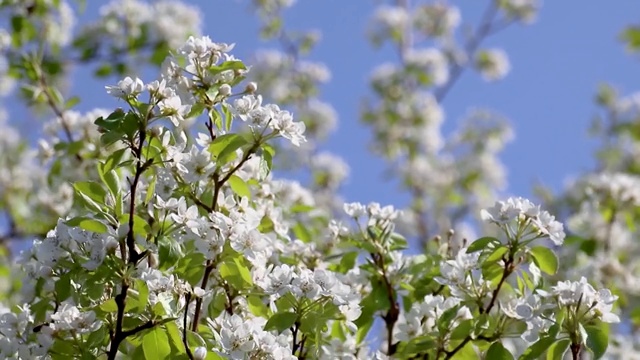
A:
142 327 172 360
585 325 608 359
467 237 498 253
530 246 558 275
73 181 107 204
546 339 570 360
65 217 108 233
208 134 249 166
165 322 186 354
485 245 508 264
486 342 514 360
228 175 251 199
264 312 298 333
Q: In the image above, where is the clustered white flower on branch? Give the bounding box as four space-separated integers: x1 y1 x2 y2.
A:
0 30 617 359
363 0 535 247
246 1 347 215
0 0 633 359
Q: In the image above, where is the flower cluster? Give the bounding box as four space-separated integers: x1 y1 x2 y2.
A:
539 277 620 324
208 313 295 360
0 1 631 360
481 197 566 245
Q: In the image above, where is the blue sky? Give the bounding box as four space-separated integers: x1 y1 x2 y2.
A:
70 1 640 207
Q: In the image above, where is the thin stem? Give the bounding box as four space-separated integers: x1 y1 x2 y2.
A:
106 283 129 360
107 112 152 359
31 55 83 161
189 142 260 331
570 342 581 360
191 263 215 332
291 322 301 355
370 251 400 356
182 293 194 360
445 254 515 359
434 1 501 103
482 257 513 314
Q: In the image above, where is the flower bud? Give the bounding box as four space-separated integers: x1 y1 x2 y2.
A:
149 126 162 138
193 346 207 360
219 84 232 96
245 82 258 93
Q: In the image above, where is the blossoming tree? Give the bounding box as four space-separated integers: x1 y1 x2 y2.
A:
0 0 635 359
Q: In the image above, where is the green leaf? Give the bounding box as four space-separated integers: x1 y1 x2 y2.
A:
65 96 81 109
99 167 121 198
175 252 205 285
258 152 272 180
585 325 608 359
65 217 108 233
208 134 249 166
142 327 172 360
73 181 107 204
264 312 298 333
622 26 640 51
55 273 72 301
247 295 269 317
49 339 77 357
165 322 186 354
95 64 113 77
99 299 118 313
208 290 228 319
437 306 460 332
135 280 150 313
546 339 570 360
103 148 128 174
158 235 185 270
486 342 514 360
145 177 157 205
187 102 206 119
234 257 253 285
401 336 436 356
292 223 312 243
450 319 472 340
206 352 225 360
519 336 555 360
219 257 252 289
355 315 373 344
485 245 508 263
530 246 558 275
119 214 151 238
228 175 251 199
482 262 504 284
95 109 126 131
210 60 247 74
337 251 358 273
389 233 407 250
222 103 233 132
151 301 167 317
467 237 499 253
85 325 108 348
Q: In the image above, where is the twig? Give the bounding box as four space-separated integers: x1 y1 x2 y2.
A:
434 2 501 103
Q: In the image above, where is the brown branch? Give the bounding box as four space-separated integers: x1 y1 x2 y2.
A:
106 283 129 360
371 251 400 356
191 263 214 331
182 293 194 360
445 255 515 359
121 320 156 338
570 342 581 360
190 144 260 330
107 114 152 359
291 322 301 355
